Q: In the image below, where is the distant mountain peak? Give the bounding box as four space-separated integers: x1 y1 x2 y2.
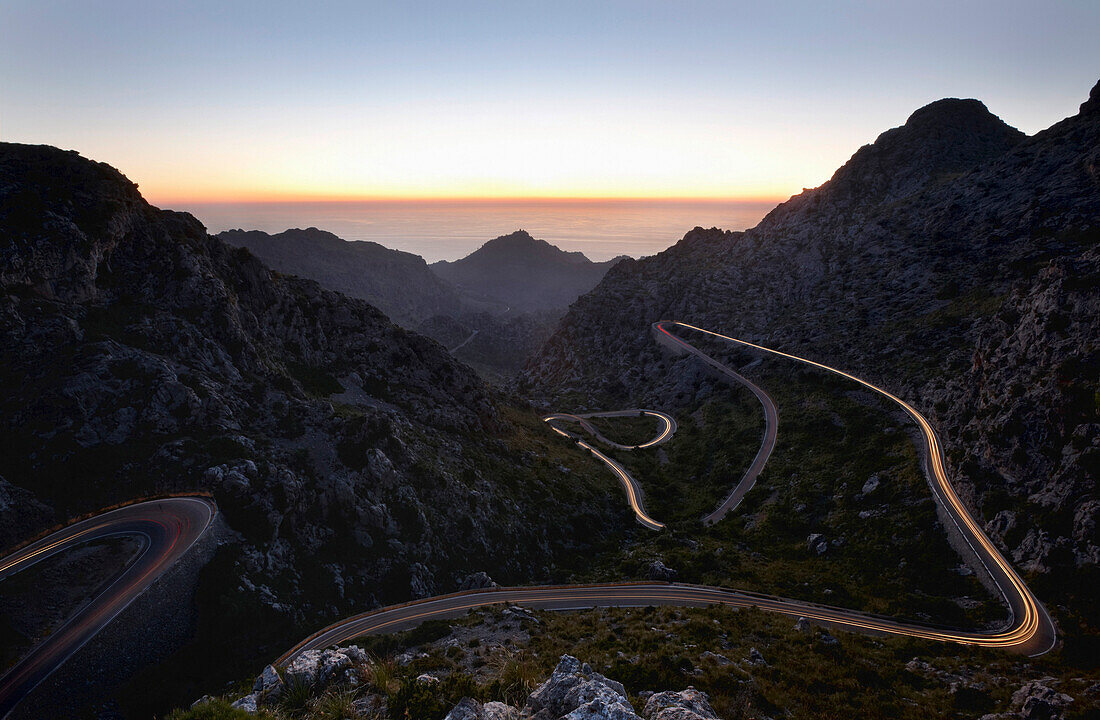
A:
902 97 997 130
759 95 1026 229
444 230 603 269
838 96 1025 194
488 229 536 244
429 230 622 312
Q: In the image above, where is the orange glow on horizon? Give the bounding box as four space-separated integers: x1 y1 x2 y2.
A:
146 191 791 206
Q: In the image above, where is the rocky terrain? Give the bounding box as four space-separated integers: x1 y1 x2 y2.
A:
218 227 462 327
430 230 625 314
0 143 628 715
4 81 1098 720
173 604 1097 720
185 649 725 720
524 82 1100 640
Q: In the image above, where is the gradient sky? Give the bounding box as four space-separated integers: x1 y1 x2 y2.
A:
1 1 1097 203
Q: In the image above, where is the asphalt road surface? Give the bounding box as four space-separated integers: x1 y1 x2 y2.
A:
651 322 779 524
544 409 676 451
0 498 215 718
448 329 479 353
547 324 780 528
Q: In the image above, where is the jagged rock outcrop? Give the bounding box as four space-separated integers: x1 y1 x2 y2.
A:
643 688 721 720
1007 679 1075 720
524 80 1100 598
284 646 366 689
458 571 499 590
979 679 1076 720
224 651 722 720
438 655 725 720
524 655 638 719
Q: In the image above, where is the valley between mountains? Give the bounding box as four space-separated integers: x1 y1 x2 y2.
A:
0 80 1097 720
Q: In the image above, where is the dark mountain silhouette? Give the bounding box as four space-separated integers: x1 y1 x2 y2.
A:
217 227 461 327
216 227 625 379
430 230 626 313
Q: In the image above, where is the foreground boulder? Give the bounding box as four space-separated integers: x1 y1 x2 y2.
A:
443 697 522 720
283 646 367 689
643 688 721 720
1001 679 1075 720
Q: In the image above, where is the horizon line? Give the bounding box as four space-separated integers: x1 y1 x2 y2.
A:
149 194 790 207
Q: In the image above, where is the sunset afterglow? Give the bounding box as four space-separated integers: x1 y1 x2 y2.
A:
1 1 1096 204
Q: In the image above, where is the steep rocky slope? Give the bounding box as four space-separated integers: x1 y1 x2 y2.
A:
430 230 625 313
525 84 1099 624
218 227 462 327
0 143 628 714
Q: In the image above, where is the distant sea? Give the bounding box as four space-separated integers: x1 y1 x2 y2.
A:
180 199 779 263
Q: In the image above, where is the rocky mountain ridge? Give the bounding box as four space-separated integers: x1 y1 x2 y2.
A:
218 227 462 327
431 230 626 313
524 82 1100 626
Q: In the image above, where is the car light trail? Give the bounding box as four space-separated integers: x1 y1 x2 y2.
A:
0 498 215 718
543 411 668 529
655 321 1055 655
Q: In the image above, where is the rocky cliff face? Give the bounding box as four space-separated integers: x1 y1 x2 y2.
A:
218 227 463 327
525 84 1099 613
431 230 625 313
0 143 627 711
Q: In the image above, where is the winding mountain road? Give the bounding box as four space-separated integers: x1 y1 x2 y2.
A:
448 329 479 353
0 497 215 718
651 323 779 524
544 409 676 452
547 321 779 528
279 321 1057 663
0 320 1059 718
543 410 676 530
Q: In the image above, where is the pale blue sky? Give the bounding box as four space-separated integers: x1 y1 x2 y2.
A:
1 1 1096 200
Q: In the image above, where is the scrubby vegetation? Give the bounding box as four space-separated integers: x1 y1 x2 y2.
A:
587 413 669 448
